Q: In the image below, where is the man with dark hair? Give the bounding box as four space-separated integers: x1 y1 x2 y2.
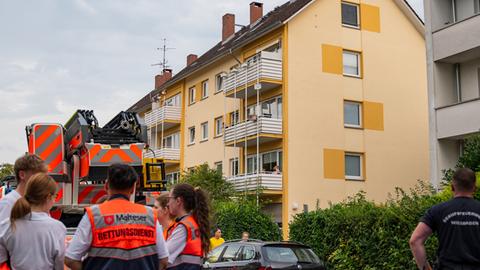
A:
0 154 47 221
410 168 480 270
65 163 168 270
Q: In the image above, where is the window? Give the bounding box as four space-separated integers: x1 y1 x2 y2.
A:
239 246 256 261
215 73 224 93
164 94 181 107
247 155 258 174
188 87 196 105
261 96 282 119
162 132 180 149
165 172 180 184
188 127 195 144
201 122 208 141
341 2 359 28
207 246 226 263
344 101 362 128
214 161 223 174
201 80 209 99
229 110 240 126
220 244 242 262
262 150 282 173
230 158 239 176
343 51 361 77
345 153 363 180
215 117 223 137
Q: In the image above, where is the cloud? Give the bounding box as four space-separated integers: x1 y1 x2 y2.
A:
0 0 423 163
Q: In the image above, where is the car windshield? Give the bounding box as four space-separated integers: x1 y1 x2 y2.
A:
263 246 321 264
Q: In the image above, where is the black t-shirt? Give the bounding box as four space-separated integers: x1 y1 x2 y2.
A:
421 197 480 266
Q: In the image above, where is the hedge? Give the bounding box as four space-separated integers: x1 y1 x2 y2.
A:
289 184 452 270
214 200 282 241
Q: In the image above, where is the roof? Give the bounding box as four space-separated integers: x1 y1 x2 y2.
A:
128 0 424 113
127 0 313 113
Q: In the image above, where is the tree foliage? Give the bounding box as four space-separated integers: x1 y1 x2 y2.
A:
179 163 235 204
0 163 14 180
442 134 480 183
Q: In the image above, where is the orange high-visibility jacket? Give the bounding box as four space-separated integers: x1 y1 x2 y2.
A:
168 215 203 266
83 198 158 270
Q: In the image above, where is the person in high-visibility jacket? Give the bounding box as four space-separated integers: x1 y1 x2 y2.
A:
65 163 169 270
165 183 210 270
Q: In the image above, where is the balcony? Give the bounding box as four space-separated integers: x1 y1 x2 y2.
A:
144 106 181 129
435 98 480 139
144 148 180 164
224 117 282 147
227 173 282 193
223 51 282 98
433 14 480 63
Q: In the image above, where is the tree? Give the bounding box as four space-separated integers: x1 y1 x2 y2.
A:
179 163 235 204
0 163 14 180
442 134 480 183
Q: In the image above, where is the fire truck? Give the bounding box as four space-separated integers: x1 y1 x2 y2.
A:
25 110 166 220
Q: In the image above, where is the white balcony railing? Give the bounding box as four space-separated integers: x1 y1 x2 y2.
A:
227 173 282 192
224 117 282 144
223 51 282 95
144 148 180 161
144 106 181 127
436 98 480 139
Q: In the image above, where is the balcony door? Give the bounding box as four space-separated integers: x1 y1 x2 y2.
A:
163 132 180 149
246 96 283 120
164 93 181 107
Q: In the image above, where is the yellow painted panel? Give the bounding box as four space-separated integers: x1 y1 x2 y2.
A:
360 4 380 33
195 83 202 102
363 101 384 131
322 44 343 74
323 149 345 179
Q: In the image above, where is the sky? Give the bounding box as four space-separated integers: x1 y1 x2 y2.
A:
0 0 423 163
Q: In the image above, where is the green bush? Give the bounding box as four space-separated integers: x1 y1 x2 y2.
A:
214 199 281 241
289 185 444 270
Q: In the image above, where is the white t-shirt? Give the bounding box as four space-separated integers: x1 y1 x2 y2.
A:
0 212 67 270
0 190 21 222
66 213 169 261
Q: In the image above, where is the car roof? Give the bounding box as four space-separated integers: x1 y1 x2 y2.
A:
223 240 311 248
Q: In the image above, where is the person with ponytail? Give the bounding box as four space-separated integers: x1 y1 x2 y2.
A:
166 183 210 270
0 173 66 270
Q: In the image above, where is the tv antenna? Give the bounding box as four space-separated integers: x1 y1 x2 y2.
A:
151 38 175 71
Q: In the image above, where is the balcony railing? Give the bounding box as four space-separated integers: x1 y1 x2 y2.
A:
224 117 282 146
436 98 480 139
144 148 180 161
227 173 282 192
223 51 282 98
144 106 181 128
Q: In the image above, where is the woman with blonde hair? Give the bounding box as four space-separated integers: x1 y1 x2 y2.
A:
154 193 176 239
0 173 66 270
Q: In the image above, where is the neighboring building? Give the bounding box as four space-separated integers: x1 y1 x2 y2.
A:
129 0 428 238
424 0 480 188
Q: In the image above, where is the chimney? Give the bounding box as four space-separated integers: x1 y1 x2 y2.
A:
222 13 235 42
154 69 173 90
187 54 198 66
250 2 263 24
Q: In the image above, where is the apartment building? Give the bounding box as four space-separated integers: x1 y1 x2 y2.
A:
129 0 428 238
424 0 480 188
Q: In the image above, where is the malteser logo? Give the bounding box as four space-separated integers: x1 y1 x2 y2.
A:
116 214 147 222
104 215 114 225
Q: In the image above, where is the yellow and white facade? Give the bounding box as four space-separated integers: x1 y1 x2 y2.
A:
132 0 429 238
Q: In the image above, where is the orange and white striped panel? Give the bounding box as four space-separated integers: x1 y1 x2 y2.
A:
86 143 144 167
32 124 65 175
